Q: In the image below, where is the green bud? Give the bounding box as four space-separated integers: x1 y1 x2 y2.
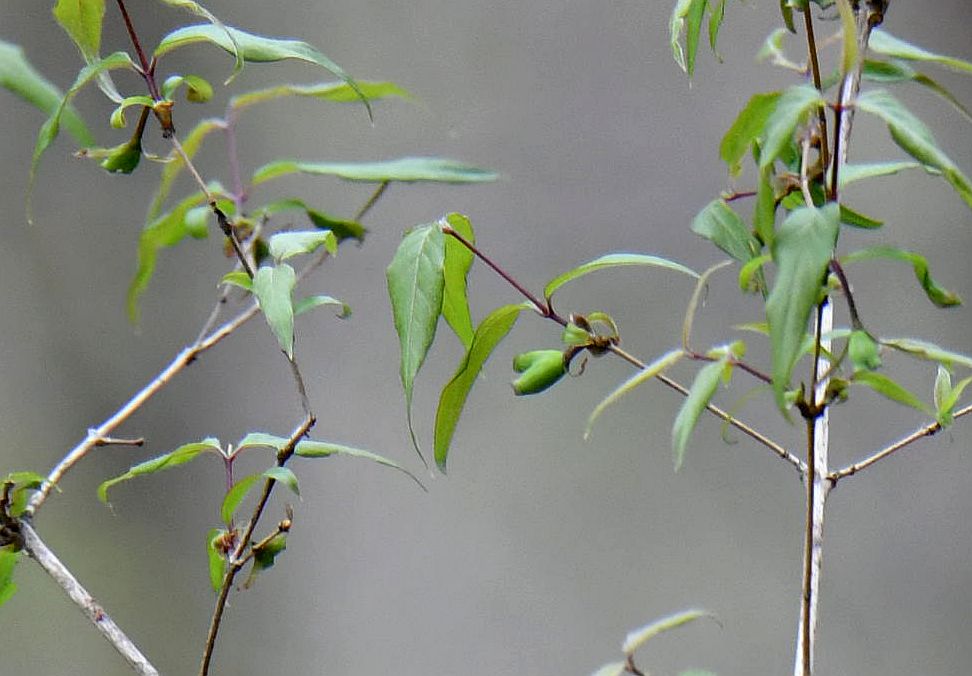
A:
100 139 142 174
848 330 881 373
512 349 567 396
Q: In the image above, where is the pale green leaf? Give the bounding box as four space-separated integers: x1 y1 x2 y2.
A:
97 438 222 503
691 200 759 262
623 609 717 656
154 0 241 78
434 304 528 472
206 528 228 592
939 376 972 425
934 365 952 414
294 295 350 318
295 440 425 490
268 230 337 261
853 371 934 415
441 213 476 348
220 270 252 292
720 92 781 177
880 338 972 370
586 349 685 440
231 80 411 112
870 29 972 75
52 0 105 61
839 161 923 187
109 95 155 129
672 359 730 470
263 467 299 497
220 474 261 524
766 204 839 408
863 60 972 125
759 84 823 170
544 253 698 301
235 432 290 452
252 264 298 358
252 157 497 186
841 246 960 308
0 40 93 145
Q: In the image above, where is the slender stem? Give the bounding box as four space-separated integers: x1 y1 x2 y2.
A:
354 182 390 222
828 258 864 329
114 0 160 100
223 107 246 213
802 6 830 182
829 404 972 483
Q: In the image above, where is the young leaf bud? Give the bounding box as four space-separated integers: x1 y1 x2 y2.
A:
848 330 882 373
512 349 567 396
100 139 142 174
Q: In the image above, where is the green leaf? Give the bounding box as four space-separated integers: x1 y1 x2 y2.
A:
220 270 252 292
221 474 262 525
161 74 213 103
672 359 730 470
0 40 93 146
268 230 337 261
934 365 952 414
847 330 882 372
841 246 960 308
29 52 136 221
753 166 776 248
853 371 934 416
387 225 446 461
623 609 717 656
670 0 707 77
511 349 567 396
98 438 221 503
206 528 228 592
154 23 368 114
880 338 972 370
235 432 294 452
839 161 923 187
252 157 498 186
441 213 476 348
53 0 105 61
759 84 823 170
720 92 781 177
263 467 299 497
863 60 972 125
109 95 155 128
738 253 772 293
708 0 727 58
766 204 839 408
857 90 972 209
544 253 698 301
252 198 365 243
683 261 733 349
231 80 411 112
691 200 760 262
591 663 626 676
147 118 223 221
294 294 350 318
294 440 425 490
252 264 298 358
0 548 21 607
839 203 883 229
586 349 685 440
244 533 287 588
835 0 858 78
938 375 972 426
869 29 972 75
779 1 796 33
434 303 529 472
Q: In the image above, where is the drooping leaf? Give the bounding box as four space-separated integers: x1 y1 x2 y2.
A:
853 371 934 415
97 438 222 503
294 440 425 490
863 60 972 125
738 253 772 293
252 157 497 186
838 203 883 229
153 0 242 80
108 95 155 129
268 230 337 261
672 358 731 470
869 29 972 75
708 0 727 58
759 84 824 170
683 261 734 349
779 1 796 33
857 90 972 209
691 200 760 262
206 528 228 592
230 80 411 112
433 304 529 471
441 213 476 348
263 467 299 497
586 349 685 440
544 253 698 302
294 295 350 318
841 246 960 307
720 92 781 177
880 338 972 370
252 198 365 243
160 74 213 103
0 548 21 607
623 609 718 656
838 161 924 187
669 0 707 77
221 474 262 525
387 225 446 459
0 40 93 145
766 203 839 408
252 264 298 358
52 0 105 61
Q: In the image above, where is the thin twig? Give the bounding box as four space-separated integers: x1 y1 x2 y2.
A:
19 521 159 675
802 6 830 182
829 404 972 483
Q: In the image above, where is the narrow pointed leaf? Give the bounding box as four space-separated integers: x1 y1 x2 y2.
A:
853 371 934 415
295 440 425 490
835 0 858 78
720 92 781 177
544 253 697 301
154 1 242 80
268 230 337 261
0 40 93 145
252 157 497 186
672 359 730 470
434 304 528 471
441 213 476 348
252 264 298 357
294 295 350 318
235 432 291 452
839 161 923 187
759 84 823 170
231 80 411 112
262 467 299 497
53 0 105 61
766 204 839 408
221 474 262 525
683 261 733 348
939 376 972 424
623 609 717 656
863 60 972 125
586 349 685 439
839 203 883 229
691 200 759 262
708 0 727 57
880 338 972 370
858 90 972 209
206 528 228 592
669 0 707 76
841 246 960 307
870 29 972 75
934 365 952 414
98 438 221 503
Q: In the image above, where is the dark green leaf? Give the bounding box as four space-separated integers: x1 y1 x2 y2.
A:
759 84 823 170
206 528 228 592
0 548 21 607
268 230 337 261
623 609 718 656
544 253 698 301
779 1 796 33
853 371 934 415
708 0 727 58
245 533 287 588
720 92 781 177
441 213 476 348
0 40 93 145
262 467 299 497
880 338 972 370
295 440 425 490
252 264 298 358
691 200 759 262
672 359 730 470
294 294 350 318
839 203 883 229
766 204 839 408
857 90 972 209
98 438 222 503
53 0 105 61
434 304 528 472
252 198 365 243
231 80 411 111
869 29 972 74
221 474 262 525
841 246 960 307
98 137 142 174
252 157 497 186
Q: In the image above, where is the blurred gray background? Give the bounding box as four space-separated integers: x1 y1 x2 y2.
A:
2 2 971 674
